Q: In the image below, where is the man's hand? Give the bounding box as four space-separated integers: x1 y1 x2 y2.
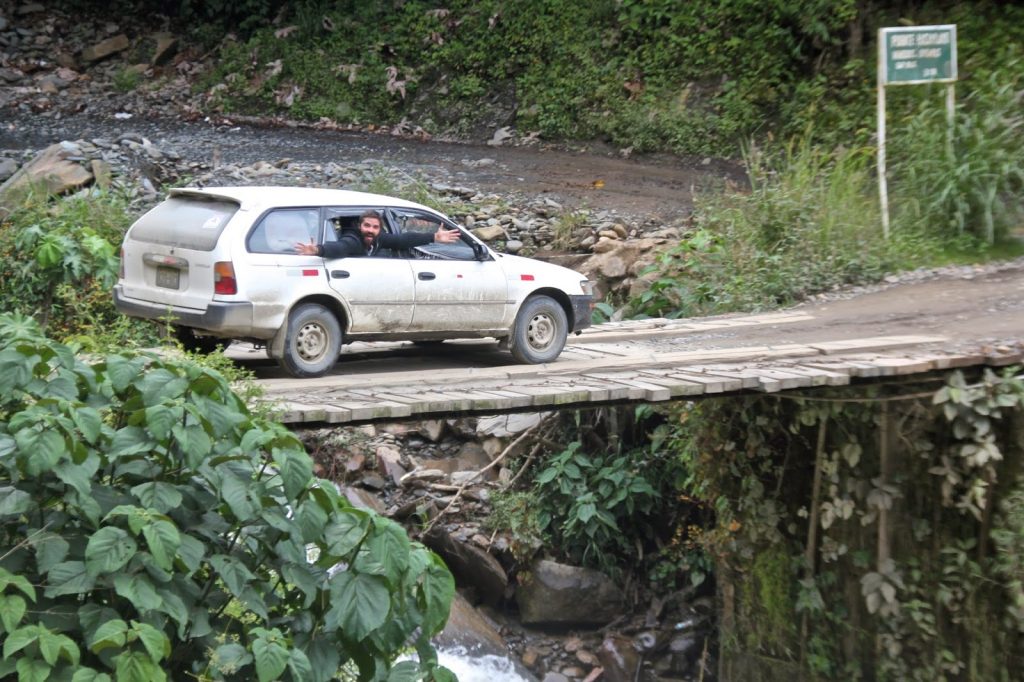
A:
295 239 319 255
433 227 461 244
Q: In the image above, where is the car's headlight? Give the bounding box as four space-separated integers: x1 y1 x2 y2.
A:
580 280 596 296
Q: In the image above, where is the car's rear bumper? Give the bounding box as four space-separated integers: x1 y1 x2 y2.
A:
113 285 255 335
569 295 594 332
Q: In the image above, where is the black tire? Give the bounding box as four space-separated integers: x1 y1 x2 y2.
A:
279 303 342 378
173 325 222 355
509 295 568 364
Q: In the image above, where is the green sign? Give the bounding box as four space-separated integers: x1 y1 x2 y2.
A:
880 25 957 85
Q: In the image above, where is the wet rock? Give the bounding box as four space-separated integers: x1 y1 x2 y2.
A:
342 485 386 514
541 673 570 682
472 224 505 241
424 526 508 606
419 419 446 442
375 444 407 485
516 560 625 626
0 158 18 183
149 32 178 66
597 634 641 682
81 33 129 63
436 592 509 656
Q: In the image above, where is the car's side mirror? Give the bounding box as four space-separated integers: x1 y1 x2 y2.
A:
472 241 488 261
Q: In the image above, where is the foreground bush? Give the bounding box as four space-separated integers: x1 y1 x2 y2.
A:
0 314 454 681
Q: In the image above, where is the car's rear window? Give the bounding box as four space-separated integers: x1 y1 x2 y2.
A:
128 195 239 251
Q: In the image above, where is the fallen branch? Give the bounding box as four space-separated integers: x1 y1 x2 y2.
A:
421 418 545 535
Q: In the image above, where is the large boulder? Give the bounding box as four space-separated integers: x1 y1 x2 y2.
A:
424 527 508 606
516 559 625 626
0 143 94 213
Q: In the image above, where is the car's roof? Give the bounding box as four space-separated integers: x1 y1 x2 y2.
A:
168 185 435 213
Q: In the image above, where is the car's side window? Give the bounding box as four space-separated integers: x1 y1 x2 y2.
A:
391 208 476 261
249 208 319 254
324 207 395 257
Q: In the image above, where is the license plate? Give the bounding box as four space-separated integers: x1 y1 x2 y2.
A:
156 266 180 289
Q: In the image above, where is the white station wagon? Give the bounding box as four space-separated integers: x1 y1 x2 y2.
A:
114 186 595 377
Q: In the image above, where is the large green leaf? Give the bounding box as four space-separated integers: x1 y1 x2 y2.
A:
281 562 321 608
323 511 370 559
357 519 411 585
387 660 422 682
0 487 32 516
89 618 129 651
287 648 314 681
325 572 390 639
131 621 170 662
171 422 212 469
141 519 181 571
419 555 455 636
71 406 103 444
252 633 289 682
3 623 40 657
155 588 189 635
220 473 256 521
130 482 183 513
0 566 36 600
71 667 113 682
114 650 167 682
44 561 95 598
137 368 189 406
209 555 255 597
174 533 206 573
112 574 162 611
85 527 137 577
32 532 69 575
0 348 33 394
196 396 247 437
16 657 50 682
54 460 94 499
144 404 182 442
273 447 313 500
14 427 65 476
108 426 155 458
105 355 147 392
295 499 329 543
0 594 27 633
38 629 79 666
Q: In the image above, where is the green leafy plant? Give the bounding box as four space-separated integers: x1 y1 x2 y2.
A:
0 189 154 347
532 441 660 574
0 313 455 681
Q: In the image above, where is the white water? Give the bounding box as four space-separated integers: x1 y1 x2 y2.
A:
402 646 534 682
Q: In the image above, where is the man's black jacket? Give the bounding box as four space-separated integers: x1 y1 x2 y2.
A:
317 229 434 258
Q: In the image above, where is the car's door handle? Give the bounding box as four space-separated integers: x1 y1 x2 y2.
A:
330 270 350 279
418 272 436 280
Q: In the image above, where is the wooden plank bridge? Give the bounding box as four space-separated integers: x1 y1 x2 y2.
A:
245 308 1024 425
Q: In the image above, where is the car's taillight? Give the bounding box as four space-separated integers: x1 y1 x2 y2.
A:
214 261 237 295
119 247 124 279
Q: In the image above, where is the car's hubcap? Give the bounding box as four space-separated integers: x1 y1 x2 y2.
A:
526 313 556 350
295 322 329 362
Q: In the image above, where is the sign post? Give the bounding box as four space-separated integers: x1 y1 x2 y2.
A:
877 25 957 238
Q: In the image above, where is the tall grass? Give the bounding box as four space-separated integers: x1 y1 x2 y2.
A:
888 65 1024 244
630 139 926 319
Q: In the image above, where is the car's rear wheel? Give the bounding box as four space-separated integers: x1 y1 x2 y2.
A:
510 295 568 364
280 303 342 378
173 325 222 355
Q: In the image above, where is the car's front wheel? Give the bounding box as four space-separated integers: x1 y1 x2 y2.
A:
280 303 342 378
510 295 568 364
